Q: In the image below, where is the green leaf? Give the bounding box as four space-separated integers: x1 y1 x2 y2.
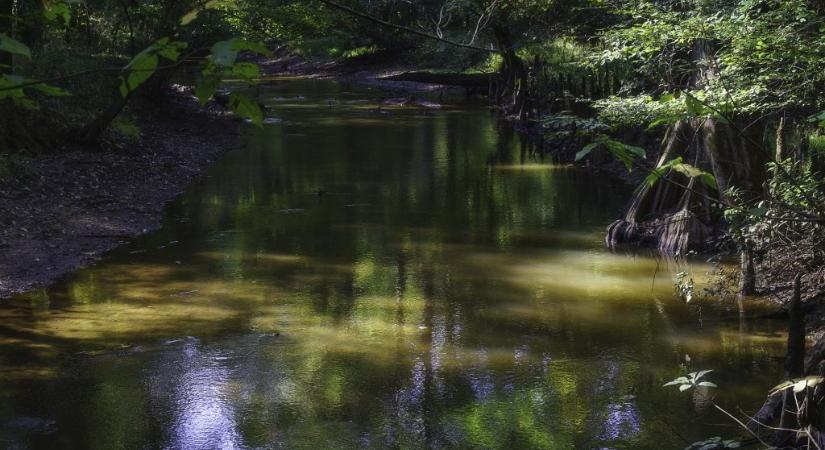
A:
604 143 634 171
0 33 31 58
808 110 825 123
0 75 26 100
575 142 600 161
210 40 239 67
120 52 159 98
664 376 689 386
32 83 71 97
697 381 718 388
806 376 825 387
679 384 692 392
228 92 262 126
118 38 186 98
181 0 225 25
211 39 271 67
646 117 672 130
180 10 200 25
231 62 260 80
44 2 71 23
12 96 38 109
233 40 273 58
156 41 187 61
769 380 796 395
685 93 705 117
623 144 646 158
195 75 221 106
644 158 717 190
672 163 718 189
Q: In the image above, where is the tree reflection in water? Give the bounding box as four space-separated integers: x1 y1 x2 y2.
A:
0 80 787 450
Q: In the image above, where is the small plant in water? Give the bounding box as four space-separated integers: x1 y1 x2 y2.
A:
663 370 717 392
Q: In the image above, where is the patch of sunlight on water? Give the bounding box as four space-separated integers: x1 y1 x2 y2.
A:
0 79 788 450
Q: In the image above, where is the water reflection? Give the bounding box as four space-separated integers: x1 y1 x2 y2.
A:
0 79 787 449
154 339 242 450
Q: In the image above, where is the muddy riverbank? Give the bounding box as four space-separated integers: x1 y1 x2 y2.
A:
0 54 465 300
0 87 240 298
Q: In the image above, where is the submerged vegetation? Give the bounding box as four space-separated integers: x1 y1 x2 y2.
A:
2 0 825 448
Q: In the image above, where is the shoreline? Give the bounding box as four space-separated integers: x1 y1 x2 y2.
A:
1 59 800 330
0 63 459 300
0 86 240 299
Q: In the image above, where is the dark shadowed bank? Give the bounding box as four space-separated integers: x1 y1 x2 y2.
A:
0 58 467 300
0 87 240 298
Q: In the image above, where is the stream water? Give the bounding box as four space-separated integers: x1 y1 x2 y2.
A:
1 80 787 449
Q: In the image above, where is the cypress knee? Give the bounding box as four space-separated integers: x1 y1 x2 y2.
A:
739 239 756 296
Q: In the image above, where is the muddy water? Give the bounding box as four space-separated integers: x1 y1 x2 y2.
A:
1 80 786 449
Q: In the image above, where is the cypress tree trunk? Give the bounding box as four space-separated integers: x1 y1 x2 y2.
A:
777 274 805 446
606 40 769 254
607 118 768 253
739 239 756 295
492 25 527 119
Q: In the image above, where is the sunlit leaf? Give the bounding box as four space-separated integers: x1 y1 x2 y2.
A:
694 370 713 379
180 10 200 25
181 0 225 25
663 376 689 386
806 376 825 387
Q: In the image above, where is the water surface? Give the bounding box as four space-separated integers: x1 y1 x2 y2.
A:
1 80 786 449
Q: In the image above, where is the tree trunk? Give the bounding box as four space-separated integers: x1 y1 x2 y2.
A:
607 40 769 254
739 239 756 296
76 0 194 145
607 121 705 253
492 25 526 118
777 274 805 446
775 115 786 162
76 90 132 145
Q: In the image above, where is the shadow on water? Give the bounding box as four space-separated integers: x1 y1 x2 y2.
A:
1 79 787 449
